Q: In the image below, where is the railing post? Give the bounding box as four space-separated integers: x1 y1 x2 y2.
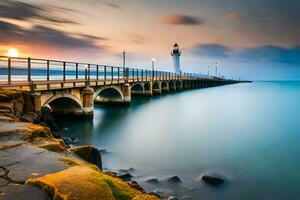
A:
47 60 50 81
111 67 113 83
88 64 90 81
96 65 99 81
8 58 11 84
28 57 31 82
75 63 78 80
117 67 120 83
104 66 107 85
63 62 66 81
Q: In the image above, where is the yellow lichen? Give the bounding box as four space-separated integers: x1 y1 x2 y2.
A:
26 165 159 200
69 145 93 161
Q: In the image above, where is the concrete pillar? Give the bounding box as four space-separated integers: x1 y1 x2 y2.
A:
82 87 94 117
122 83 131 104
30 92 41 112
144 82 153 96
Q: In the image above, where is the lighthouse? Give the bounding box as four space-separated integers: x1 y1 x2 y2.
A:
171 43 181 74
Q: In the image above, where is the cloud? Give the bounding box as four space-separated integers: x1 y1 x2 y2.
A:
224 12 241 20
0 20 104 50
192 44 231 58
0 0 78 24
191 43 300 64
125 32 145 44
161 14 202 25
238 45 300 64
104 2 122 9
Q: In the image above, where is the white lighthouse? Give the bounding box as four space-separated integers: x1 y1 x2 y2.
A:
171 43 181 74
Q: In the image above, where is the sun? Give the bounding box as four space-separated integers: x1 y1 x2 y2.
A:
7 48 19 57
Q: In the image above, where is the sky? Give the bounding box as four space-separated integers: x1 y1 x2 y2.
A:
0 0 299 80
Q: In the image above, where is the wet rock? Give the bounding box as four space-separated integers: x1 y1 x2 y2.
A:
0 183 51 200
27 112 40 123
153 188 174 198
0 145 70 183
202 174 225 185
0 178 8 187
69 146 102 170
20 114 34 123
165 176 181 183
62 137 79 145
146 178 160 184
118 172 133 181
40 107 59 131
168 196 178 200
119 167 134 174
129 180 145 192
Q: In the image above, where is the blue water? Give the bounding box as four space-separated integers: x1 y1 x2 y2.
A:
57 81 300 199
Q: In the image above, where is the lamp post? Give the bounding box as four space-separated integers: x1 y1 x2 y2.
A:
152 58 155 81
215 62 218 77
207 66 210 77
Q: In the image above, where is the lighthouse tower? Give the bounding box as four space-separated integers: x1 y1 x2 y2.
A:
171 43 181 74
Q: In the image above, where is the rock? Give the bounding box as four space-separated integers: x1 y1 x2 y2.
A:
165 176 181 183
0 184 51 200
40 106 59 131
129 180 145 192
20 114 34 123
202 174 225 185
119 167 134 174
168 196 178 200
69 146 102 170
118 172 133 181
27 112 40 123
22 93 35 113
146 178 160 184
0 177 8 187
153 188 174 197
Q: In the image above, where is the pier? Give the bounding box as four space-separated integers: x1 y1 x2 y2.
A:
0 56 245 118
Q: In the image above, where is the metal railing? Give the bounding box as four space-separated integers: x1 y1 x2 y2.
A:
0 56 216 87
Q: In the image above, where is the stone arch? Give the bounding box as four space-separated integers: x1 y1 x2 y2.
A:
144 82 151 91
161 81 168 88
131 83 144 92
42 94 83 114
152 81 160 90
175 80 182 90
169 81 176 91
94 86 124 101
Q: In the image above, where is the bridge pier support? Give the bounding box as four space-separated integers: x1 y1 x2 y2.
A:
82 87 94 118
30 92 42 112
161 82 169 93
122 83 131 104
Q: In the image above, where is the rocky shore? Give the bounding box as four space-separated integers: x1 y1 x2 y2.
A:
0 89 159 200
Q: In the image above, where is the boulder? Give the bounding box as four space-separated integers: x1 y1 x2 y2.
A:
40 107 59 131
202 175 225 185
165 176 181 183
146 178 160 184
69 146 102 170
20 114 34 123
129 180 145 192
118 172 133 181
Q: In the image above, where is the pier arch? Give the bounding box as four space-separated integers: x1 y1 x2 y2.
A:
169 81 176 91
175 80 183 90
131 83 145 92
42 94 83 115
94 86 124 101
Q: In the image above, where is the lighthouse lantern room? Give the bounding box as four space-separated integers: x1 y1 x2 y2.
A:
171 43 181 74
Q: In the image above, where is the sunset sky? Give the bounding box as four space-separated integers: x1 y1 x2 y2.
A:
0 0 299 80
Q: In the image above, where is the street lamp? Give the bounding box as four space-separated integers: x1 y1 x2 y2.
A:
215 62 218 77
151 58 155 80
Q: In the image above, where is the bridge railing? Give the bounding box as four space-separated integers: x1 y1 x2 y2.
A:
0 56 215 86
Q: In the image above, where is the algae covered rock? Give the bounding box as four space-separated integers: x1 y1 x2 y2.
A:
69 145 102 170
27 165 159 200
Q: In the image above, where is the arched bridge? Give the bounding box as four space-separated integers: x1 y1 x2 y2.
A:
0 56 245 118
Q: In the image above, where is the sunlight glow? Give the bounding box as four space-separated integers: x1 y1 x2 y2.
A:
7 48 19 57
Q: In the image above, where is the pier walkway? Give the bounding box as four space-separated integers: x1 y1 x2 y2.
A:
0 56 243 117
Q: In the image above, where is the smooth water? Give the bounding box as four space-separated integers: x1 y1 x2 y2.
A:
57 81 300 199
